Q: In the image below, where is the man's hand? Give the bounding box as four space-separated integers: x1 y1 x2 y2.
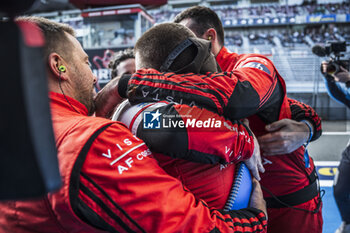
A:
258 119 311 155
335 66 350 83
249 178 267 217
94 77 124 118
244 134 265 181
322 61 350 83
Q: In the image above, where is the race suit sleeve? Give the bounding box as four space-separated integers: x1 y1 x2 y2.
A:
70 122 267 232
287 98 322 141
118 65 283 122
135 103 254 164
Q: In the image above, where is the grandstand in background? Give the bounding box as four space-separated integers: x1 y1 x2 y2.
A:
148 0 350 120
34 4 154 89
32 0 350 120
149 0 349 84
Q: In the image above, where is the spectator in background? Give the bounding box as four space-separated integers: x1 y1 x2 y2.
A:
321 62 350 233
108 48 135 79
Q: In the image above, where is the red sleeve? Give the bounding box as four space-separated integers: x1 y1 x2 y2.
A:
287 98 322 141
122 66 282 121
137 104 254 164
73 123 267 232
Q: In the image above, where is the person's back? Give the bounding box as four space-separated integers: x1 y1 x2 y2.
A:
113 100 242 209
155 153 236 208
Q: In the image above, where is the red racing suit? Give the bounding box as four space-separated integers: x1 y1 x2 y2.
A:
216 47 323 233
0 92 267 233
114 101 255 209
118 46 323 233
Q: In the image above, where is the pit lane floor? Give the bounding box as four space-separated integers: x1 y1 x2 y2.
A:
306 121 349 233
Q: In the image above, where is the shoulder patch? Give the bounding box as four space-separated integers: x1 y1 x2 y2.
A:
241 62 271 75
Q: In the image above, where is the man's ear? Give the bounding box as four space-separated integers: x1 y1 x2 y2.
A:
48 53 68 81
203 28 217 42
203 28 221 56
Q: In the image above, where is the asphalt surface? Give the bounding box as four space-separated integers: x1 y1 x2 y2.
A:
306 121 348 232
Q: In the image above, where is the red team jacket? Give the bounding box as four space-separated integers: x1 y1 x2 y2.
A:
114 101 255 209
215 47 320 196
216 47 323 233
0 92 267 233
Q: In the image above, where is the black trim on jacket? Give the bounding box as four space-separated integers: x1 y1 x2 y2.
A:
69 123 144 232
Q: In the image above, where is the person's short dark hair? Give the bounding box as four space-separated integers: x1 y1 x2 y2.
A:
173 6 225 47
16 16 75 63
108 48 134 78
134 23 198 71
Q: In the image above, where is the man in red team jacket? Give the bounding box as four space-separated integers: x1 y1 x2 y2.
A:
96 6 323 233
0 16 268 233
171 6 322 233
